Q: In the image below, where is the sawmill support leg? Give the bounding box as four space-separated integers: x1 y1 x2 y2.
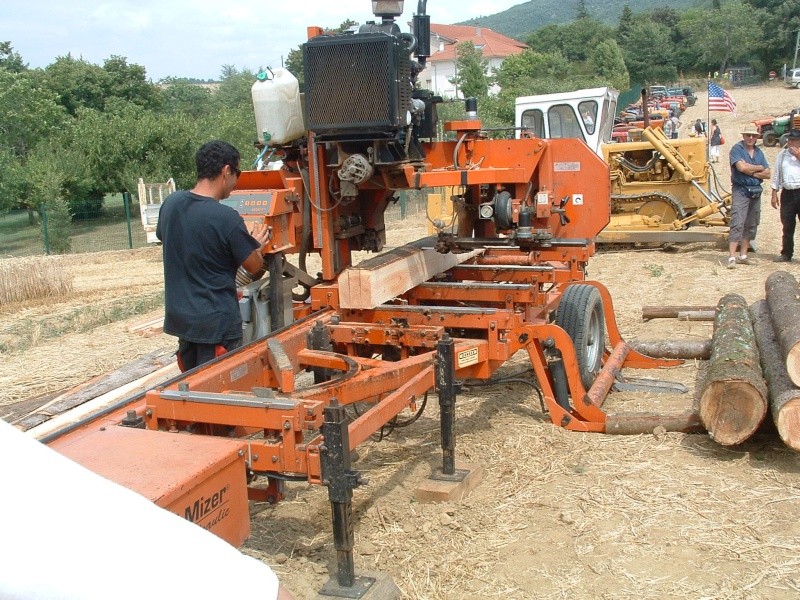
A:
414 333 481 501
433 333 468 482
437 333 456 475
320 400 375 598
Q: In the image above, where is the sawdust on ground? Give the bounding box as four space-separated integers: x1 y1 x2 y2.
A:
3 83 800 599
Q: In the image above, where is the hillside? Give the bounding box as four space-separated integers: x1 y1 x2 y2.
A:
457 0 705 41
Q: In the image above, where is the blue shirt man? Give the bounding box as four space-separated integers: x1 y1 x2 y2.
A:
726 127 771 268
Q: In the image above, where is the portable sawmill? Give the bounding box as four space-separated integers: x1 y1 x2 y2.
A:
43 1 684 596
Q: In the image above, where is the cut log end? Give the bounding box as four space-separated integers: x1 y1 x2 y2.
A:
787 350 800 389
699 380 768 445
776 398 800 451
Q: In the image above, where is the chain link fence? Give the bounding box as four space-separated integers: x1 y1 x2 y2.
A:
0 194 150 258
1 190 429 258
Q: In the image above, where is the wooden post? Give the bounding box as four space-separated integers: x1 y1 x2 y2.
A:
750 299 800 451
698 294 768 445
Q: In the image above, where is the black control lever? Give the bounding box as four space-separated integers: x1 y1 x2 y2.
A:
553 195 571 226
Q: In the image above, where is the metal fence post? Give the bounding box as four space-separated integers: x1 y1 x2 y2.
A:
123 192 133 249
41 203 50 255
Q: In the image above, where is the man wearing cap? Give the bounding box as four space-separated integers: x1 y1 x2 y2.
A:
727 125 771 268
770 130 800 262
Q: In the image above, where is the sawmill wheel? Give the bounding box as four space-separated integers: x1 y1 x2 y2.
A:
555 284 605 390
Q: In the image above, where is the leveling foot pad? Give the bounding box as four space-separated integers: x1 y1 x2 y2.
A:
318 571 400 599
414 462 484 502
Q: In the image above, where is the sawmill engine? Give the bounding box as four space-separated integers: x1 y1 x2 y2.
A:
302 0 440 190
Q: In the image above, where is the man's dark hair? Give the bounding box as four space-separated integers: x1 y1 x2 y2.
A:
195 140 240 180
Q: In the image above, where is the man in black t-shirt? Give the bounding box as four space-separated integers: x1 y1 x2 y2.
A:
156 140 269 371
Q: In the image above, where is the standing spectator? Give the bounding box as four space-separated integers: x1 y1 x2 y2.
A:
693 118 705 137
663 113 674 139
157 140 269 371
770 130 800 262
670 113 681 139
708 118 722 163
727 125 771 268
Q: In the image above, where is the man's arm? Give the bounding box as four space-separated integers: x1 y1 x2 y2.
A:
242 222 270 274
734 160 770 179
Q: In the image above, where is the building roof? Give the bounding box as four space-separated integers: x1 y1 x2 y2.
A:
427 23 527 63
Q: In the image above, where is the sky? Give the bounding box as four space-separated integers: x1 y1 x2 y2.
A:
0 1 524 82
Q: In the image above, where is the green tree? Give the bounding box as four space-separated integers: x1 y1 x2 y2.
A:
0 70 68 213
619 15 677 84
617 5 634 47
0 41 26 72
451 42 490 99
285 47 304 88
679 3 759 74
587 39 630 91
102 55 160 109
0 70 67 161
161 79 212 119
25 144 72 252
576 0 589 20
36 55 111 115
527 19 614 63
742 0 800 69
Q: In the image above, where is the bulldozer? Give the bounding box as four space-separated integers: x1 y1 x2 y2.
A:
511 87 730 245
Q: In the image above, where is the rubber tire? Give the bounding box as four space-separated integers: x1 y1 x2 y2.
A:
762 131 778 147
555 284 605 390
780 133 789 147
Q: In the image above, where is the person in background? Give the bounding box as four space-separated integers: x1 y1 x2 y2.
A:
708 118 722 163
770 130 800 262
157 140 269 371
727 125 771 268
670 112 681 139
693 118 706 137
663 113 674 139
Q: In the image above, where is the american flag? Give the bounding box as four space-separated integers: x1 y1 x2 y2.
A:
708 81 736 114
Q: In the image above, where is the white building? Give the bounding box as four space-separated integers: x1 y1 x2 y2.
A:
418 24 527 98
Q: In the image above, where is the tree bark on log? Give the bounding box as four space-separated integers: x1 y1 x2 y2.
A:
699 294 768 445
642 305 717 320
629 339 712 360
605 411 705 435
765 270 800 387
750 299 800 451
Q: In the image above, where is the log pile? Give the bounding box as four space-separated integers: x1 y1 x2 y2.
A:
690 271 800 449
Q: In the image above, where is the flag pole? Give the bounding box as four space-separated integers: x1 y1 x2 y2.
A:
706 74 711 162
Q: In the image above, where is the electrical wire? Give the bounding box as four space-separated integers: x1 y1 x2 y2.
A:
463 370 545 412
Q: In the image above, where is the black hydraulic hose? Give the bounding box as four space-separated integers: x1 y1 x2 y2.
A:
292 166 314 302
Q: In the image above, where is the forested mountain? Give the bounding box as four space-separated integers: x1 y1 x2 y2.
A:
457 0 705 40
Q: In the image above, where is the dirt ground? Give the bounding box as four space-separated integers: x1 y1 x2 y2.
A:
3 83 800 599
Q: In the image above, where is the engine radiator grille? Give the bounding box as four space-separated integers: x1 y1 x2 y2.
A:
303 32 411 137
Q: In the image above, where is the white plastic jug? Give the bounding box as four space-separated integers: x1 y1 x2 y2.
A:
251 68 305 145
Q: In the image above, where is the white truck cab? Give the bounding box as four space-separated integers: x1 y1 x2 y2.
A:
786 68 800 88
514 87 619 155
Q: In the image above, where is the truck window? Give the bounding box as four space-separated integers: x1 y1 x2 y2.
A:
578 101 598 135
520 109 545 138
548 104 585 142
